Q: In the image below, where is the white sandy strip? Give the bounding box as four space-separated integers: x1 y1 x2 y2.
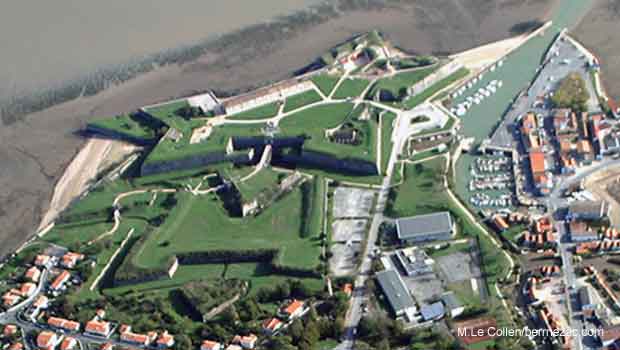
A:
38 138 112 230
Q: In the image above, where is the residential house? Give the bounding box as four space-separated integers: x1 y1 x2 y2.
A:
8 343 24 350
15 283 36 297
576 140 594 164
121 331 151 347
36 331 59 350
34 255 51 267
231 334 257 349
3 324 18 337
262 318 283 335
60 252 84 269
281 300 305 319
85 320 112 337
47 317 80 332
99 343 114 350
50 270 70 291
156 331 175 348
2 293 20 307
25 267 41 283
200 340 222 350
529 149 552 195
60 337 77 350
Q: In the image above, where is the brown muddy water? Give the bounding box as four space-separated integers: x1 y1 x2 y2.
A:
0 0 320 98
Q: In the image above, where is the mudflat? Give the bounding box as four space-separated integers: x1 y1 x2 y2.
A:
0 0 558 258
574 0 620 101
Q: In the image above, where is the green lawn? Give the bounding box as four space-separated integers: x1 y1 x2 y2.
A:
428 241 470 258
104 264 226 295
502 224 526 244
380 111 397 174
132 189 321 270
89 114 157 140
332 78 371 99
403 67 470 109
446 280 481 309
366 65 438 101
279 102 377 163
283 90 323 113
234 167 281 201
388 158 448 218
143 100 192 132
312 74 342 96
144 122 266 164
226 102 280 120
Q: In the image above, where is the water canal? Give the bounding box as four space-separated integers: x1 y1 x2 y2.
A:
452 0 594 207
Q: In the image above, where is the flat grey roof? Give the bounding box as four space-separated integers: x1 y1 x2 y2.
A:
396 212 453 240
376 270 415 314
421 302 445 321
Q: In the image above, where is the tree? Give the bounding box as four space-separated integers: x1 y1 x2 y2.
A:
551 72 590 112
289 319 304 344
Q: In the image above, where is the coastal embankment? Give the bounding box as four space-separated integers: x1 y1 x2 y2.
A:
0 0 560 258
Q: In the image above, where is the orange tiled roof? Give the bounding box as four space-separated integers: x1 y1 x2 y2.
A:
85 320 110 335
51 270 70 290
36 331 57 348
283 300 304 316
530 150 546 174
201 340 221 350
60 337 77 350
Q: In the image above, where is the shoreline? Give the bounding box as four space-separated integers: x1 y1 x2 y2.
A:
0 1 559 260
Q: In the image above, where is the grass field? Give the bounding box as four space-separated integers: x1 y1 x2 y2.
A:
379 111 397 174
283 90 323 113
366 65 438 102
143 100 192 132
132 188 321 270
226 102 280 120
332 77 371 99
144 122 266 164
403 67 470 109
89 114 157 140
234 167 281 201
312 74 341 96
279 102 377 163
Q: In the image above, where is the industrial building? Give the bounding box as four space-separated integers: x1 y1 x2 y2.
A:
396 212 454 244
375 270 417 321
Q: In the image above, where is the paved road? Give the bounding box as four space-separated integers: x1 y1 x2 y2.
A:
335 108 410 350
544 159 620 350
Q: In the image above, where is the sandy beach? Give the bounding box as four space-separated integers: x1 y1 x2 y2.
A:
0 0 561 258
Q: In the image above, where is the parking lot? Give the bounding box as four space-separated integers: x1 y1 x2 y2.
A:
331 219 368 242
329 242 361 277
332 187 376 218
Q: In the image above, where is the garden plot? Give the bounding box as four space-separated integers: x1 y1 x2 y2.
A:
333 187 376 218
331 219 367 242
